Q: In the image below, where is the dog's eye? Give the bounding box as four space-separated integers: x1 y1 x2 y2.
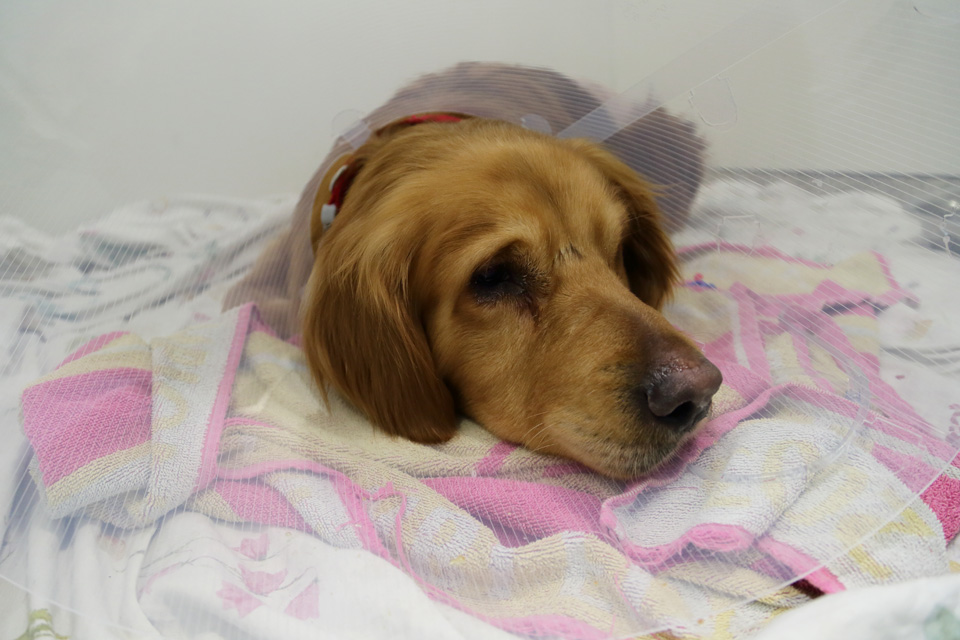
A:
470 262 526 303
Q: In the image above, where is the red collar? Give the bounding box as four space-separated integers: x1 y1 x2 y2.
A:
319 113 465 230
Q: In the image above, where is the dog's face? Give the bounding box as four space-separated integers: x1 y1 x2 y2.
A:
303 119 721 479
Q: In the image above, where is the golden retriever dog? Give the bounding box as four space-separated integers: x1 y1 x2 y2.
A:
224 63 721 479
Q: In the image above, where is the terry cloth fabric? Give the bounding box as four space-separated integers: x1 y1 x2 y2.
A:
21 244 960 638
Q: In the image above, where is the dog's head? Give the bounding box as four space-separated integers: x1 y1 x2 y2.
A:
302 118 721 479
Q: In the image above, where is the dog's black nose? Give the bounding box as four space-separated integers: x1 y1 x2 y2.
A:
642 356 722 433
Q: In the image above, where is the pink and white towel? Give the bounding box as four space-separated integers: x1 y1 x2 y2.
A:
21 244 960 638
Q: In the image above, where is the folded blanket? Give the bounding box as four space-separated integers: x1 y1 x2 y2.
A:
21 244 960 638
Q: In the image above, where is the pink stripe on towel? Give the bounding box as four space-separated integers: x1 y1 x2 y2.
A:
213 479 311 532
58 331 130 366
921 471 960 541
195 304 256 491
425 477 604 540
22 368 152 486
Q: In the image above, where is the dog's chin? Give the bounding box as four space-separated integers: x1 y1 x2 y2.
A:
582 445 683 481
549 421 704 481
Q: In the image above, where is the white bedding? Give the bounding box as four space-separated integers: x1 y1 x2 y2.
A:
1 181 958 640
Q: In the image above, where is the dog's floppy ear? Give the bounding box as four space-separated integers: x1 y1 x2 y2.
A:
568 139 681 310
301 218 458 444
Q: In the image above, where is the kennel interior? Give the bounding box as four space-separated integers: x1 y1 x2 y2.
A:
1 1 959 638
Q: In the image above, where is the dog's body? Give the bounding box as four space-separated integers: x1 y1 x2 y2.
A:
225 63 721 479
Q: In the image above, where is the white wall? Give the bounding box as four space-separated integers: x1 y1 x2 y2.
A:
1 0 957 233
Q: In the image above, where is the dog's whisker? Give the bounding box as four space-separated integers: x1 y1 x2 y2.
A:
518 420 548 447
522 408 552 422
526 438 561 455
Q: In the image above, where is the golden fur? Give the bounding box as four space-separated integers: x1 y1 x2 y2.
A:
225 63 721 478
